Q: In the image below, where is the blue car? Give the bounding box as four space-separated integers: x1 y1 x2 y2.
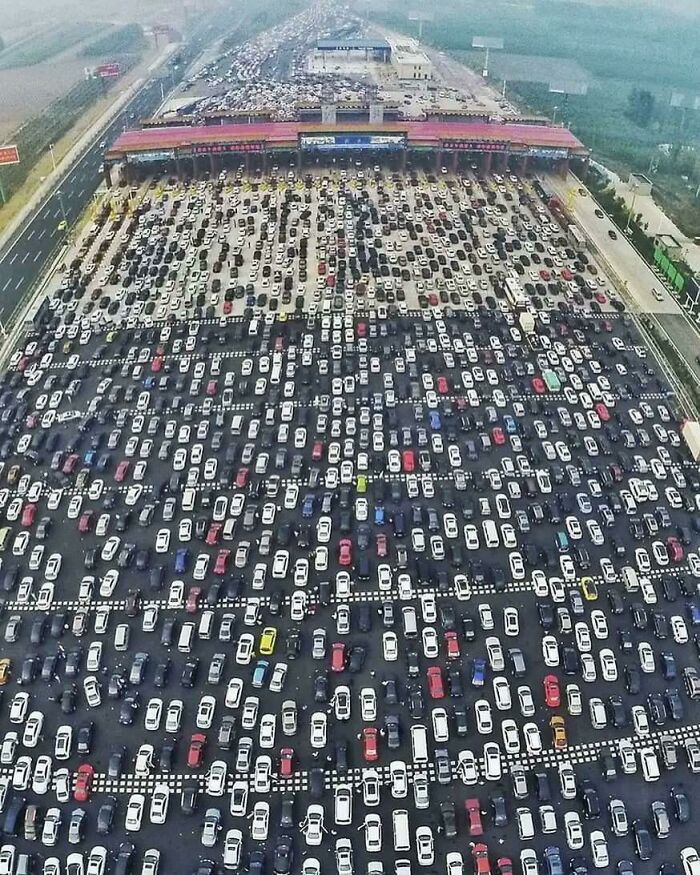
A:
302 494 315 518
374 506 385 526
471 658 486 688
252 660 269 689
83 450 97 467
429 411 441 431
503 415 517 435
143 377 156 389
175 548 189 574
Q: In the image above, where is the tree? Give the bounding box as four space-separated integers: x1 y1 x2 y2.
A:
626 88 656 127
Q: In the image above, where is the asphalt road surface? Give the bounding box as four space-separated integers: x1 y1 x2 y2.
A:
0 79 164 326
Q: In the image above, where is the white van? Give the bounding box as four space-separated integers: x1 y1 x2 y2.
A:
482 519 500 548
182 488 196 512
177 622 196 653
231 415 243 436
198 610 214 640
410 725 429 764
392 809 411 851
114 624 130 652
402 607 418 639
640 748 660 782
621 566 639 592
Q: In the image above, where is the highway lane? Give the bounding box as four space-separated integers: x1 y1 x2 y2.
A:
0 79 164 326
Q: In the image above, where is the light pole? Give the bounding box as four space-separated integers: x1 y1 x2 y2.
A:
56 189 67 227
625 180 639 233
49 143 57 172
552 105 560 125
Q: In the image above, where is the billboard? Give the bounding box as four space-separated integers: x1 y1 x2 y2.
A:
443 139 507 152
526 146 569 159
0 145 20 166
190 142 263 155
300 134 406 151
96 63 121 78
127 149 175 164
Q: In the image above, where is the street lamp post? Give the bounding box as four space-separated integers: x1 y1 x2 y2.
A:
56 189 68 226
49 143 57 172
625 180 639 233
552 105 560 125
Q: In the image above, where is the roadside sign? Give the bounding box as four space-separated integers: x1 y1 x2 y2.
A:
96 63 121 78
0 145 20 166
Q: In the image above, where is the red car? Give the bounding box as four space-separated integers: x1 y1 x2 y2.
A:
465 798 483 836
205 523 222 546
73 763 94 802
402 450 415 473
312 441 324 462
62 454 80 475
531 377 546 395
151 356 163 373
667 536 684 563
357 322 367 337
115 460 130 483
376 533 388 557
445 631 460 659
561 268 573 281
338 539 352 567
235 467 249 488
21 503 36 528
362 727 378 762
214 549 230 575
472 844 491 875
185 587 202 614
187 733 206 768
543 674 561 708
427 666 445 700
206 380 218 397
437 376 449 395
492 427 505 446
595 403 610 422
594 291 607 305
78 510 95 534
331 642 346 673
223 301 233 314
496 859 513 875
279 747 295 777
539 269 551 281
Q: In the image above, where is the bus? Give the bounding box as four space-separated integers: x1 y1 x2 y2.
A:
504 277 528 310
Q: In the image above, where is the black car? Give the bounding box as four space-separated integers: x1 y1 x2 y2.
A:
384 715 400 749
273 835 293 875
180 783 199 815
77 722 94 754
632 820 653 860
440 800 457 838
579 780 601 818
96 797 117 835
108 747 126 779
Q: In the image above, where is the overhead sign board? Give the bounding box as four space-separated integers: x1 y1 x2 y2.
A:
472 36 504 49
190 142 263 155
443 139 507 152
127 149 175 164
300 134 406 150
0 145 20 166
526 146 569 159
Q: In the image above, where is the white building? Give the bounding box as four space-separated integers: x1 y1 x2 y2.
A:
391 41 433 81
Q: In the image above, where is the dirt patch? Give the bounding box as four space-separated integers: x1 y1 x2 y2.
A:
0 60 90 141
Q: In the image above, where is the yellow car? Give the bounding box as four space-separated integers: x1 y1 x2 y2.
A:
550 715 567 750
278 312 288 322
581 577 599 601
356 475 368 494
259 627 277 656
0 658 11 685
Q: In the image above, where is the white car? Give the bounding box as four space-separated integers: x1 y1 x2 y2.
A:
565 811 584 850
360 688 377 721
310 712 327 749
422 627 439 658
542 635 560 667
599 649 618 682
149 784 170 824
416 826 435 866
223 829 243 871
493 677 512 711
590 830 609 869
144 699 163 731
303 805 325 847
207 761 228 796
501 719 520 754
251 801 269 841
632 705 650 736
390 761 408 798
382 632 398 661
523 722 542 754
671 615 689 644
196 696 216 729
431 708 449 742
125 793 145 832
475 699 493 734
